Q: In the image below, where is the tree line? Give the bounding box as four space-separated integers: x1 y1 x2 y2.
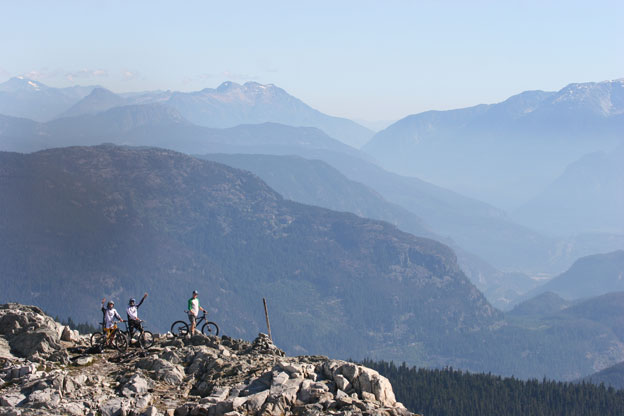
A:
362 359 624 416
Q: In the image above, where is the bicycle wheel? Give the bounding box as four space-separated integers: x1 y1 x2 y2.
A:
139 330 155 349
170 320 189 337
127 331 140 347
201 321 219 336
113 331 128 351
90 331 105 347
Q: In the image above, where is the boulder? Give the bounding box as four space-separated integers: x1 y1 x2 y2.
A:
136 393 154 410
0 392 26 407
142 406 162 416
0 336 16 360
244 390 270 411
61 326 79 342
137 356 185 384
297 379 330 404
25 388 62 409
122 373 150 396
100 397 131 416
0 304 66 362
354 367 397 406
6 362 37 380
63 402 88 416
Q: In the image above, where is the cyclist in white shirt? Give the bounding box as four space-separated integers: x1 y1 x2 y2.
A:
188 290 206 335
100 299 124 343
126 292 148 339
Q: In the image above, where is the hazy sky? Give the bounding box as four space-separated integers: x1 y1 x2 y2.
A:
1 0 622 121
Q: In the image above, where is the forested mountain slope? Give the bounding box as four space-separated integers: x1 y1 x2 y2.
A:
0 145 496 361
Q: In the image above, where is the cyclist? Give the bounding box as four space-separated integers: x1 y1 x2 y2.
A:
101 298 124 344
188 290 206 335
126 292 148 340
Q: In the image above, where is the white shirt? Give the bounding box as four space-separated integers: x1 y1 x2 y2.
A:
189 298 199 316
103 308 121 328
127 305 138 320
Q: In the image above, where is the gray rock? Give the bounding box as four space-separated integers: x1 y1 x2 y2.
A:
189 334 219 348
334 374 351 391
7 363 37 380
244 390 270 411
0 408 22 416
270 376 301 404
74 355 94 366
208 386 230 402
160 347 185 364
135 393 153 410
25 388 62 408
61 326 73 341
231 396 248 409
137 356 185 384
63 375 76 394
332 362 360 382
185 347 218 375
297 380 330 404
0 336 16 360
63 402 88 416
100 397 131 416
0 304 66 362
271 371 289 387
361 391 377 402
0 392 26 407
141 406 162 416
335 389 349 400
354 367 397 406
122 373 150 396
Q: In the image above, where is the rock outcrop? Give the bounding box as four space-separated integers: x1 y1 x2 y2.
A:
0 303 70 363
0 304 416 416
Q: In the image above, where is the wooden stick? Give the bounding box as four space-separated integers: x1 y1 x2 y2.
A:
263 297 272 341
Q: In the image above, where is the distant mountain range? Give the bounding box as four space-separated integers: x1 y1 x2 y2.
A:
2 75 623 304
0 77 373 147
0 105 362 158
363 79 624 212
0 76 95 122
514 142 624 235
524 250 624 300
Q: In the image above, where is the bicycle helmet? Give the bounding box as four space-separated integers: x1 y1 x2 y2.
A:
192 290 198 295
129 298 136 305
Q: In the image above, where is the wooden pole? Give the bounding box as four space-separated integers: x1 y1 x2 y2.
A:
263 297 272 341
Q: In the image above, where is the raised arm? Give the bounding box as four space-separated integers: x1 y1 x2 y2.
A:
136 292 148 308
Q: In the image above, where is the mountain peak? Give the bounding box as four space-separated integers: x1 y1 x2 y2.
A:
215 81 242 92
58 87 126 118
0 76 49 92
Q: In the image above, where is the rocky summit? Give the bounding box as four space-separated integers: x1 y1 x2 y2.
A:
0 304 415 416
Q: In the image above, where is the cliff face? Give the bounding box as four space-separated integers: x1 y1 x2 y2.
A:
0 303 415 416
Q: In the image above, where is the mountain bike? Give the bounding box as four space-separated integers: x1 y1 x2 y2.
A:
122 319 155 349
170 311 219 337
90 321 128 351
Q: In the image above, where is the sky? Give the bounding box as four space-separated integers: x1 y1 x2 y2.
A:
1 0 623 121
